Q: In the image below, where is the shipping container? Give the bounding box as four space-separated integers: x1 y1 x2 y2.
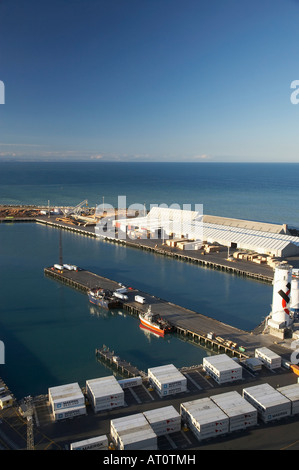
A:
118 377 142 389
86 376 124 413
143 406 181 436
180 397 229 441
48 382 85 412
111 413 157 450
203 354 242 384
53 405 86 421
242 383 291 423
70 435 108 450
277 383 299 415
148 364 187 397
255 347 281 370
210 391 258 431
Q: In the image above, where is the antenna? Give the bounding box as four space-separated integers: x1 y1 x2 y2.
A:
59 231 63 266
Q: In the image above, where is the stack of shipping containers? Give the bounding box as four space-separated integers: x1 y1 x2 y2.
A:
86 376 124 413
254 347 281 370
277 383 299 415
210 391 258 432
70 435 108 450
110 413 157 450
242 383 291 423
48 382 86 421
148 364 187 397
143 406 181 436
180 397 229 441
203 354 242 384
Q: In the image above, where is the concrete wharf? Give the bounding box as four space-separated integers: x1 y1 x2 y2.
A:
44 266 287 360
36 217 274 283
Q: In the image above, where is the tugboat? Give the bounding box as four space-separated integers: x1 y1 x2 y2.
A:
88 288 122 310
139 306 172 337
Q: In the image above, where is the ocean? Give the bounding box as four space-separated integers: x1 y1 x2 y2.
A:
0 161 297 398
1 161 299 227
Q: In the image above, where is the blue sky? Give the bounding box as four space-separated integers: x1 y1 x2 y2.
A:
1 0 299 162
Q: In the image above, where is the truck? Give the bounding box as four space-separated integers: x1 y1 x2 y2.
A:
135 295 146 304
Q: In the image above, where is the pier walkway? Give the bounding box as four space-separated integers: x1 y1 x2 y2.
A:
44 266 289 360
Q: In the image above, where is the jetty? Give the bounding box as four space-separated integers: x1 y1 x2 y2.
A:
44 265 289 360
95 345 146 378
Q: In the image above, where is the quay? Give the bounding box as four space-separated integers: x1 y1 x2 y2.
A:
44 265 290 360
95 345 146 378
36 216 274 283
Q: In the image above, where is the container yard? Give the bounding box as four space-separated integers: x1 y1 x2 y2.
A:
242 383 292 423
148 364 187 397
210 391 258 432
202 354 243 384
86 376 124 413
180 397 229 442
110 413 158 450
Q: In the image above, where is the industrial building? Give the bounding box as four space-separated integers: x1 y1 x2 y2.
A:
112 207 299 258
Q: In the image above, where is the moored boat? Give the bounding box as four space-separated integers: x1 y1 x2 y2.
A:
88 288 122 309
139 306 172 336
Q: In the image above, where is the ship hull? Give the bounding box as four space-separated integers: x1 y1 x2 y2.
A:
139 316 165 336
88 293 122 310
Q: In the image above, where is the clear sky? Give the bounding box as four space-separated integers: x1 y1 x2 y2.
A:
1 0 299 162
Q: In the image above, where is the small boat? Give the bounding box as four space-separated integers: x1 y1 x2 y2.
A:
139 306 172 337
88 288 122 310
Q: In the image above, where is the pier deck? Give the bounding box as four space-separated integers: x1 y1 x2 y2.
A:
44 266 288 359
95 345 145 378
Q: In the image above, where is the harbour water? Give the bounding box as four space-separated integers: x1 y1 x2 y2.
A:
0 222 272 399
0 161 295 399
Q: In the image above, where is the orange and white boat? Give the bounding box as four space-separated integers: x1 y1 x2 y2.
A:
139 306 172 337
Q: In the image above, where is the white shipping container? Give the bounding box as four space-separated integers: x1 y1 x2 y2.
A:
243 383 291 423
203 354 242 384
277 383 299 415
111 413 157 450
180 398 229 441
49 382 85 411
135 295 146 304
70 435 108 450
211 391 258 431
53 404 86 421
148 364 187 397
255 347 281 370
86 376 124 412
118 377 142 389
143 406 181 436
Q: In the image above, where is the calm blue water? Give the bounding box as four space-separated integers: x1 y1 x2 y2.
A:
0 223 272 398
0 161 292 398
1 161 299 227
